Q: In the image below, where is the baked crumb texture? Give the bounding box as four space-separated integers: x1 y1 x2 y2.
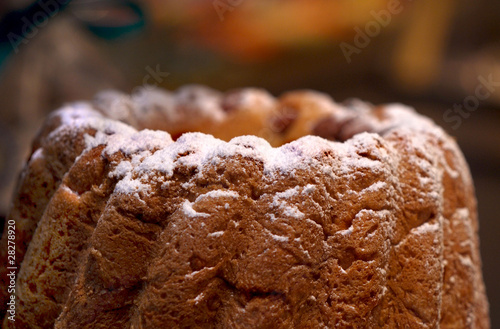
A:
0 86 489 328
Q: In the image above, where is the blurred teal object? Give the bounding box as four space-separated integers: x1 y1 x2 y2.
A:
71 1 146 40
0 0 72 71
0 44 10 72
0 0 146 71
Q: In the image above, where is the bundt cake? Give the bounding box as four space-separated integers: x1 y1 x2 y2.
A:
0 85 489 328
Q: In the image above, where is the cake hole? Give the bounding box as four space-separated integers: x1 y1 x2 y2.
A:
322 150 334 158
206 294 221 311
250 186 262 200
356 150 379 161
366 223 378 236
418 209 436 223
338 247 356 271
228 173 239 184
233 250 246 260
112 228 121 235
238 143 255 150
189 255 206 271
177 151 192 158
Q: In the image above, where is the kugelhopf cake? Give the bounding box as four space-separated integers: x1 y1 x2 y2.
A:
0 85 489 328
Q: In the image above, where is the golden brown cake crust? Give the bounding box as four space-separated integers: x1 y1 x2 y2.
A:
0 86 489 328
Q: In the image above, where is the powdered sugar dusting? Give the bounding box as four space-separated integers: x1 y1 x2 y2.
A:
109 160 133 179
114 177 151 196
56 88 454 205
175 85 225 123
270 233 289 242
208 231 224 238
30 148 44 162
193 292 204 304
55 103 136 142
93 90 135 123
382 104 437 133
458 254 474 268
51 88 459 229
104 129 172 156
363 181 387 193
195 190 239 203
182 200 209 218
225 88 276 112
271 187 305 219
132 86 177 122
105 130 398 202
412 222 440 235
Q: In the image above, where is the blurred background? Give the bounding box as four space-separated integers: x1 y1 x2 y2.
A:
0 0 499 325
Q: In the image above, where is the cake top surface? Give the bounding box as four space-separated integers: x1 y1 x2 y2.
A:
45 85 459 199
